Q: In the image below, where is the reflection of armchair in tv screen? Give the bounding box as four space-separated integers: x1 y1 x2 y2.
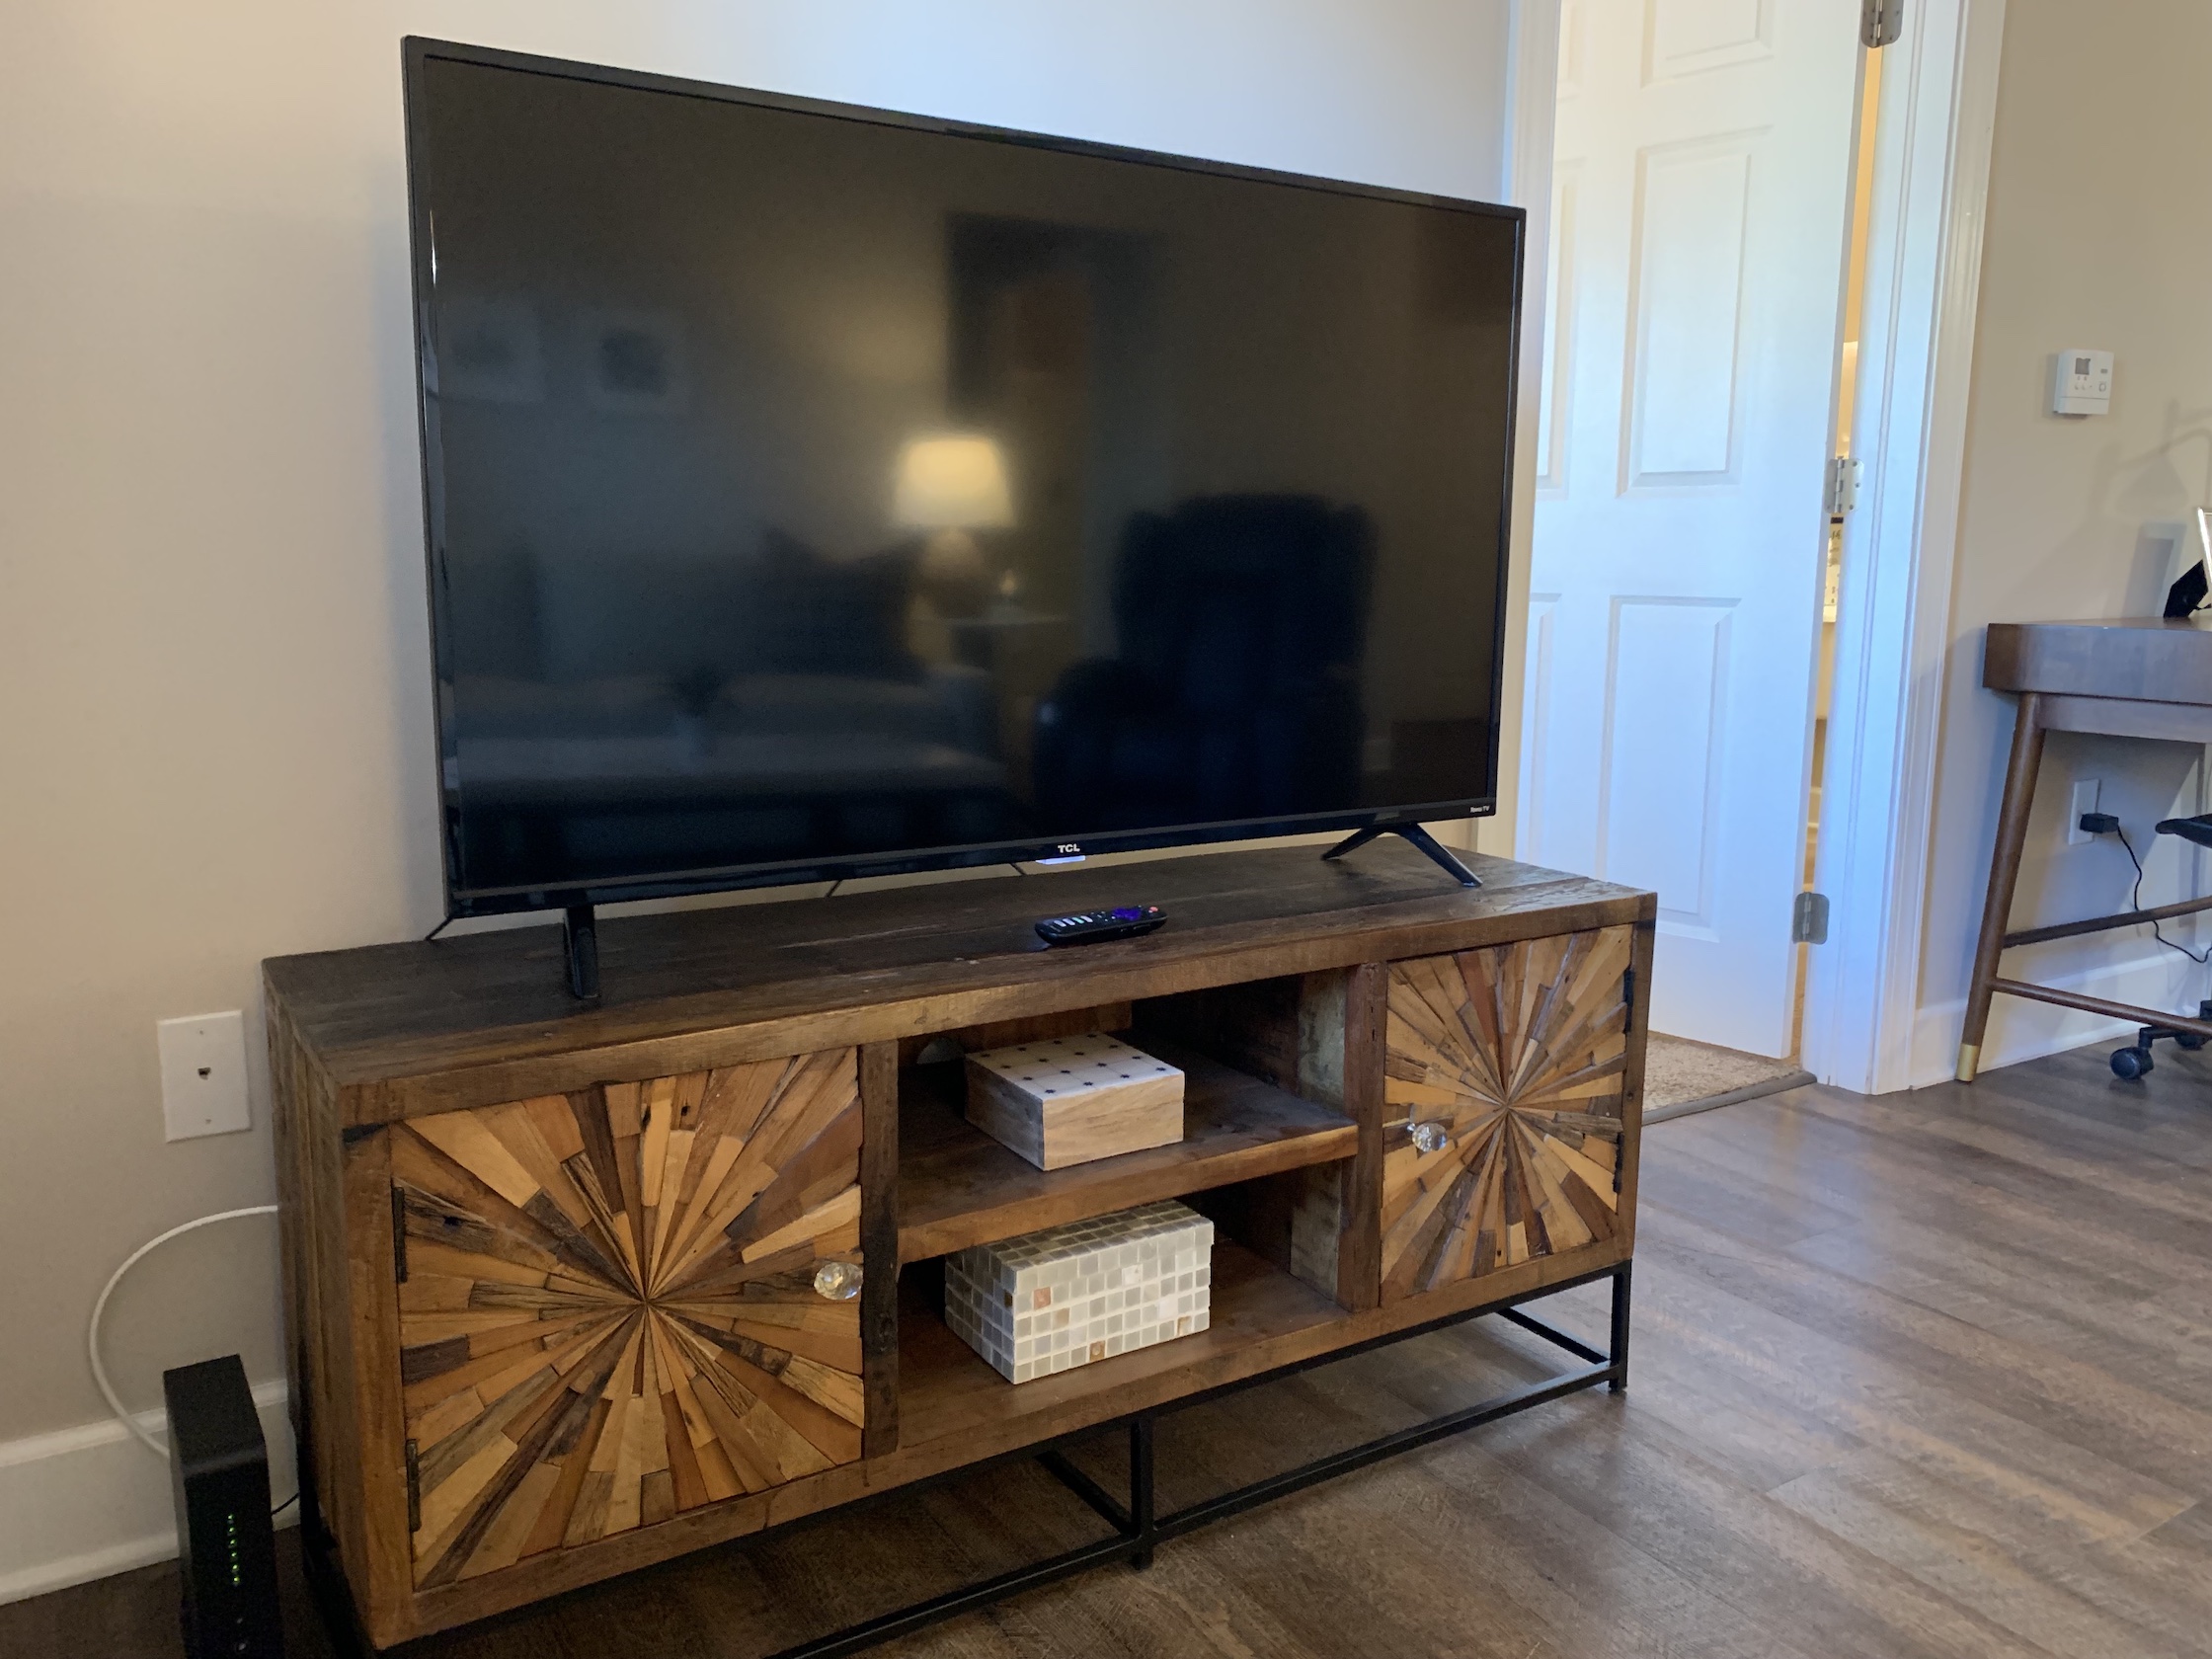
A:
1034 495 1373 830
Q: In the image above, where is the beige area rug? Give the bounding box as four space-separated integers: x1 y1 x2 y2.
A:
1643 1033 1814 1123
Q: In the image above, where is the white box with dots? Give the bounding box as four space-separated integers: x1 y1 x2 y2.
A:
963 1033 1184 1170
943 1200 1215 1383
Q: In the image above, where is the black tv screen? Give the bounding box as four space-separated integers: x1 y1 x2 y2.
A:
404 40 1523 915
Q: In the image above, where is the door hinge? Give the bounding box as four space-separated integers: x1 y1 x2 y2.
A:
1861 0 1904 48
1793 891 1832 945
404 1440 421 1535
1827 456 1862 517
1621 965 1637 1034
391 1184 409 1284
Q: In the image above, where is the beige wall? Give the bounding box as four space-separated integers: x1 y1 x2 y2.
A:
0 1 1519 1444
1918 0 2212 1076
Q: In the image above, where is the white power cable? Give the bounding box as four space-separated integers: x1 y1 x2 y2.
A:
88 1206 278 1459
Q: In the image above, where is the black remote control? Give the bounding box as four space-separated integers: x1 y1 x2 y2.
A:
1035 904 1167 945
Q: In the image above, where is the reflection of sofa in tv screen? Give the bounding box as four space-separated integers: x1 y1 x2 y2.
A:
442 534 1007 887
1034 496 1373 831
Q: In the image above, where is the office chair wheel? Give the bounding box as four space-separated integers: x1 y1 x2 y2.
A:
2110 1045 2153 1080
2179 1001 2212 1050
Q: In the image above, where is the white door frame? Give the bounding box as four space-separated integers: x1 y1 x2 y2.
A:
1802 0 2009 1093
1491 0 2009 1094
1467 0 1565 863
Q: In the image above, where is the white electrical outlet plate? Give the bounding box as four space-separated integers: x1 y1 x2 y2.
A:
159 1011 251 1141
2067 778 2101 847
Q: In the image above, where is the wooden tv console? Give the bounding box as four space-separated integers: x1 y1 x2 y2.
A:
266 842 1654 1652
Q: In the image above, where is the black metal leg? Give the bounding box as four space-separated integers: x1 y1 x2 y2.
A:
563 903 600 1002
1037 1448 1133 1535
1322 825 1386 861
1321 823 1481 887
1609 1263 1632 1393
298 1516 373 1659
1129 1415 1156 1570
760 1534 1143 1659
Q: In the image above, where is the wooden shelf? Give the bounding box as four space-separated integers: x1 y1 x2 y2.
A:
896 1041 1358 1264
898 1239 1346 1447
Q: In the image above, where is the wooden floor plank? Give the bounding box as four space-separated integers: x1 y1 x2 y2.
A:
1659 1097 2196 1297
13 1040 2212 1658
1772 1452 2212 1659
1782 1210 2212 1409
1469 1398 2070 1659
1632 1215 2212 1505
1623 1238 2200 1541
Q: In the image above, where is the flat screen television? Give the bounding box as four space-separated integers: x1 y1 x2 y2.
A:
402 38 1523 927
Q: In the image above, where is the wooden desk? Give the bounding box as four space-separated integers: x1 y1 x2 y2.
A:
1958 618 2212 1080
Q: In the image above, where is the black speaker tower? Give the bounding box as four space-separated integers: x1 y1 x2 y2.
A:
165 1355 284 1659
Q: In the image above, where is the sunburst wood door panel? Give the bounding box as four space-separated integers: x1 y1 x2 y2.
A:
391 1049 865 1589
1381 927 1632 1302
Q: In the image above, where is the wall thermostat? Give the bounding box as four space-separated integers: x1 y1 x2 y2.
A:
2052 349 2113 416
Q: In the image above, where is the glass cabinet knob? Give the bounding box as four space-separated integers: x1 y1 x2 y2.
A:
1408 1120 1453 1154
813 1260 863 1302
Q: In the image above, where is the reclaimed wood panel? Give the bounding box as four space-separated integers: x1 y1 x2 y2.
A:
260 844 1652 1120
392 1050 866 1589
1135 968 1383 1310
856 1042 900 1459
1380 927 1633 1301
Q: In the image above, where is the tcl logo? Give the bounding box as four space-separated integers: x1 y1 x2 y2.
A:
1057 843 1081 855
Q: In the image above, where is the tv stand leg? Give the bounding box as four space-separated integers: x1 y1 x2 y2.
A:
1129 1415 1156 1570
563 904 600 1002
1322 823 1481 888
1608 1262 1632 1393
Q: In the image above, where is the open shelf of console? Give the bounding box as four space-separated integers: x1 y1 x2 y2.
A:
896 1039 1358 1264
897 1239 1343 1444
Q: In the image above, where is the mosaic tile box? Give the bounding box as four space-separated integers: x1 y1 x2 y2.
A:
943 1200 1215 1383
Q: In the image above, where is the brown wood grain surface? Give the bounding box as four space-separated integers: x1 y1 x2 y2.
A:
1335 962 1387 1310
386 1055 867 1597
340 1128 412 1645
898 1043 1358 1263
1380 927 1633 1301
1983 616 2212 703
262 844 1649 1121
1132 969 1383 1309
856 1042 899 1459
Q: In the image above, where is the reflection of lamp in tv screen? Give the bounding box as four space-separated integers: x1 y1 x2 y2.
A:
894 434 1013 586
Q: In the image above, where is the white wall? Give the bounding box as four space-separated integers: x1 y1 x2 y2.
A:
1914 0 2212 1079
0 0 1527 1597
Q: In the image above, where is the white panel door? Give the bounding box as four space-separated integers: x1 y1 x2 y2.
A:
1520 0 1862 1056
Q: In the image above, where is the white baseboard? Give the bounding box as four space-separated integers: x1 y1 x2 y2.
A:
1912 949 2208 1088
0 1381 294 1608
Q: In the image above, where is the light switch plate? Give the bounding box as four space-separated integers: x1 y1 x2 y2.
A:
159 1011 251 1141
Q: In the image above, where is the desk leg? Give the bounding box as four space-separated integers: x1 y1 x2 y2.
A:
1958 692 2046 1081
